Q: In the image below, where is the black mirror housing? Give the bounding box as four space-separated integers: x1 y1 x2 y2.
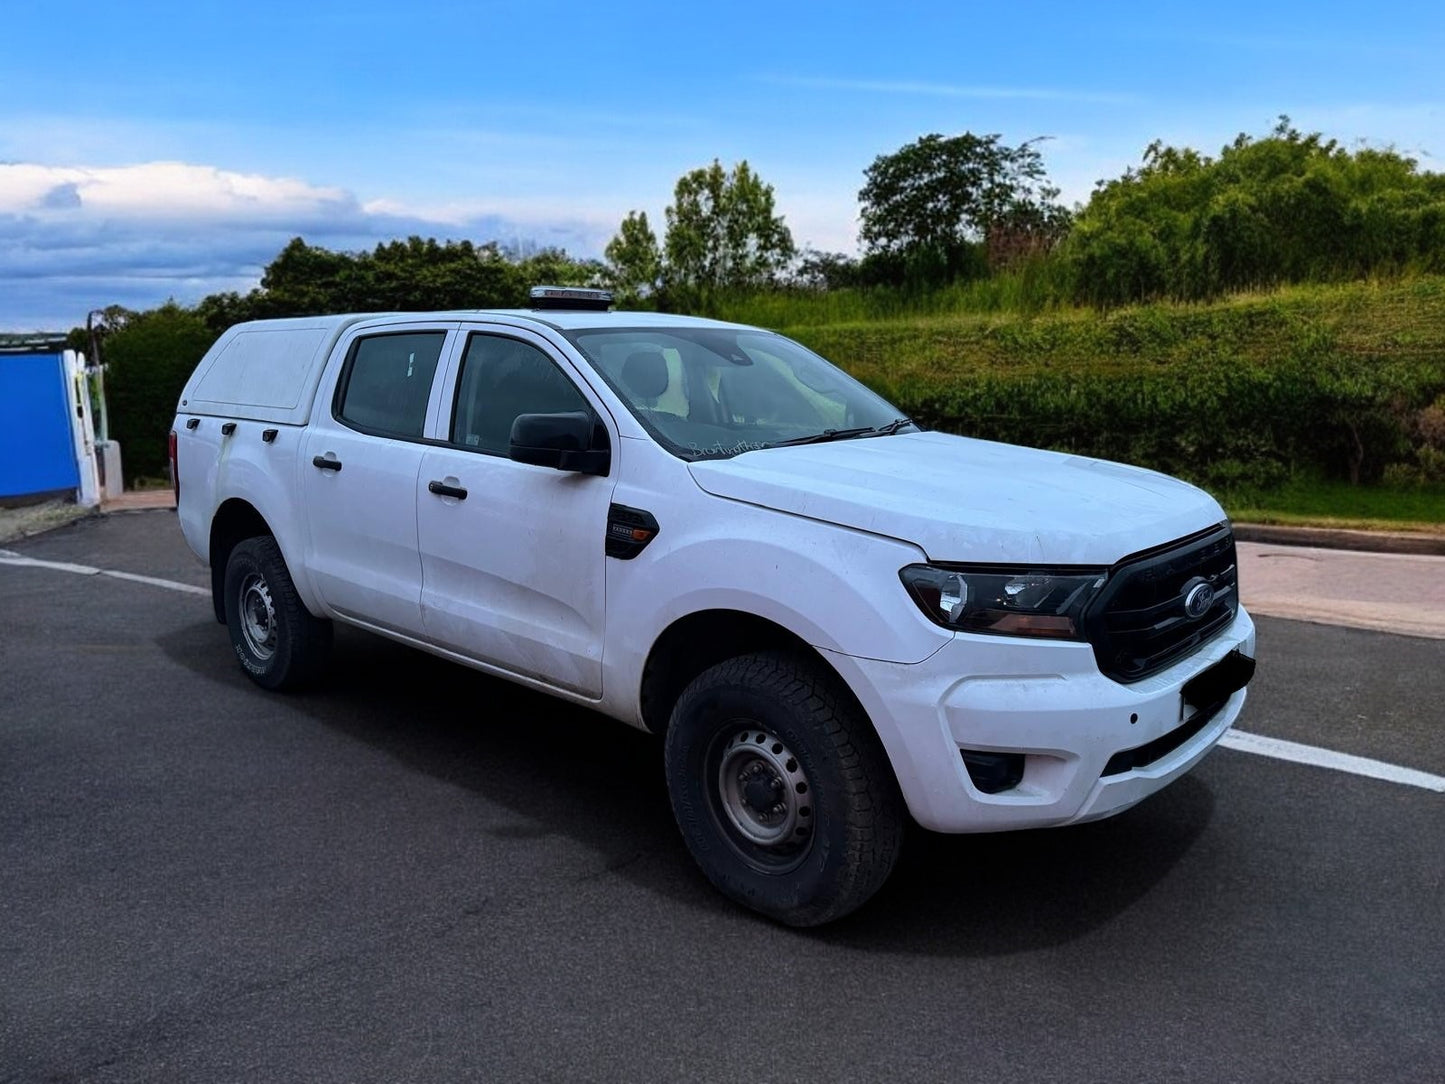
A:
509 411 610 476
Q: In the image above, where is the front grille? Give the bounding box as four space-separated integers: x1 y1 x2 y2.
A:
1085 523 1238 683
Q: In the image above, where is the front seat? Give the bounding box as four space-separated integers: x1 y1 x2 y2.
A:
620 350 669 407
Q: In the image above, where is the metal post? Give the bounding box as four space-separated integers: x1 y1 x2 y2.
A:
86 310 110 445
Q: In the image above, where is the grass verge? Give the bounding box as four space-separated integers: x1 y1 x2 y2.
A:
0 499 95 544
1221 478 1445 533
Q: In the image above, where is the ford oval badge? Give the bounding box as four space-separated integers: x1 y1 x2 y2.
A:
1183 581 1216 620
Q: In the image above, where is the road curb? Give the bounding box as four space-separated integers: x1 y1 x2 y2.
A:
102 491 177 513
1233 523 1445 556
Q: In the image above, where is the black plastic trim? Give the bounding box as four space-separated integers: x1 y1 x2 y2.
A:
1101 702 1223 777
961 751 1026 794
1101 651 1254 777
606 504 659 559
1083 522 1238 683
427 480 468 500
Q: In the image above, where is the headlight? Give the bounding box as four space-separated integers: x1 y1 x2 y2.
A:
899 564 1107 639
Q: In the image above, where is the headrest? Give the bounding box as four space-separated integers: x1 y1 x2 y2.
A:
620 350 669 400
718 365 773 417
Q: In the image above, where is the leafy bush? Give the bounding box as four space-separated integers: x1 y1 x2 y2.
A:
1064 122 1445 306
1389 394 1445 484
102 304 217 484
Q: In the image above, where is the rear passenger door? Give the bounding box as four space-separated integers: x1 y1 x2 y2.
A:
301 323 456 635
415 327 616 697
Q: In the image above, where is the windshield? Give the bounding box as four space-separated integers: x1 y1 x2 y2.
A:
563 326 910 459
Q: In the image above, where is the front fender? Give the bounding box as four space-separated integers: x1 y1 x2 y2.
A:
598 507 950 724
643 533 944 664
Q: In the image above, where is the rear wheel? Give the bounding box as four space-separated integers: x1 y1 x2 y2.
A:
664 651 903 926
223 536 331 691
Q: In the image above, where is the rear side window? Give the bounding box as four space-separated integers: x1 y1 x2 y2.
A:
450 334 593 455
335 332 446 439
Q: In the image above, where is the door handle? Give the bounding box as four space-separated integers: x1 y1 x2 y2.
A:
427 480 468 500
312 455 342 472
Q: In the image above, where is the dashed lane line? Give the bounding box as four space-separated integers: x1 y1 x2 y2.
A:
3 547 1442 793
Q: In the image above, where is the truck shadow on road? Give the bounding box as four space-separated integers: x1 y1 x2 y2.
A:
157 621 1216 957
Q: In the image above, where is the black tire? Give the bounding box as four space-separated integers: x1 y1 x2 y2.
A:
664 651 904 926
223 535 332 691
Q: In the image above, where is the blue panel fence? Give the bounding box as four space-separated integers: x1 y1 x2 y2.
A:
0 351 81 500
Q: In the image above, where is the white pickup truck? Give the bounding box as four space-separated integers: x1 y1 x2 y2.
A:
172 286 1256 925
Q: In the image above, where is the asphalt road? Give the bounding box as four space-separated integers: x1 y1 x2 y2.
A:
2 512 1441 1083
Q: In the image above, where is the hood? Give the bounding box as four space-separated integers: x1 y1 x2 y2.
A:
687 431 1225 565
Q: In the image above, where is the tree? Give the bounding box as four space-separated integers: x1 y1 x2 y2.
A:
790 248 860 291
257 237 362 315
103 303 217 483
242 235 602 316
514 247 606 298
195 290 264 335
1066 118 1445 305
858 133 1070 285
604 211 663 306
663 160 796 304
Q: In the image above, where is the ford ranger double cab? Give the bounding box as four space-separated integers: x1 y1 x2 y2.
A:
172 286 1256 926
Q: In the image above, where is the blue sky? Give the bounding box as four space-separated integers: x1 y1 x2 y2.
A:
2 0 1442 330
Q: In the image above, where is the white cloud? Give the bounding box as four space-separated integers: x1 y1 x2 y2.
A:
0 161 618 332
1 162 352 220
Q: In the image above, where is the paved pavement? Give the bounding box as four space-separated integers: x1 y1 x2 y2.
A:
100 490 176 513
1239 541 1445 639
0 510 1441 1083
1235 522 1445 556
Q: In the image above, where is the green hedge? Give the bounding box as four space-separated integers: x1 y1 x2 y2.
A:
885 355 1438 489
783 278 1445 490
103 304 217 485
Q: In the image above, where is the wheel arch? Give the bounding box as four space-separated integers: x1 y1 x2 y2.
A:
208 498 274 624
638 608 874 741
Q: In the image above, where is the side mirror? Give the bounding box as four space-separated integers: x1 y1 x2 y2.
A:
509 411 610 476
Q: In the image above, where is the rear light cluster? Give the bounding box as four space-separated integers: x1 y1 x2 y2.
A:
168 429 179 502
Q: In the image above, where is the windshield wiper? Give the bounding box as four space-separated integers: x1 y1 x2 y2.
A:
768 417 915 448
869 416 915 436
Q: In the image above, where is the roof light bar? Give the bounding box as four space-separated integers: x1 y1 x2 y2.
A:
529 285 615 312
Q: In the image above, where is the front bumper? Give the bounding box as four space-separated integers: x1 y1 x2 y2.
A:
822 607 1256 833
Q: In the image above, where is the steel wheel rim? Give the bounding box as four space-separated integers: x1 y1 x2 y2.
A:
712 725 814 867
239 573 277 661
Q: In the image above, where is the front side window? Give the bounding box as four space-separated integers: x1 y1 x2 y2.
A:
335 332 446 439
451 334 595 455
563 327 907 460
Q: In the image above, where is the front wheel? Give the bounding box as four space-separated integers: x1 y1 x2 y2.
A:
223 536 332 691
664 652 904 926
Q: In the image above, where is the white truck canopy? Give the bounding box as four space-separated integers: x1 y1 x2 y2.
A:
180 315 375 425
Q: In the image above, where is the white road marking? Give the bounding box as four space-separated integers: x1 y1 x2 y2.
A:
1221 730 1445 793
4 546 1442 793
0 549 209 597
